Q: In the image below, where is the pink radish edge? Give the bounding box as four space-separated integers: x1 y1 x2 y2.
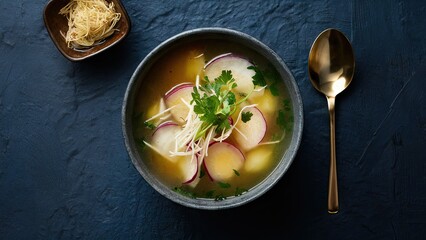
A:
164 82 194 100
234 106 267 150
252 107 267 144
151 121 178 136
204 53 254 69
203 141 245 182
182 155 199 184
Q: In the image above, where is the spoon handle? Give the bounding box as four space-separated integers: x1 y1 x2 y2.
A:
326 96 339 214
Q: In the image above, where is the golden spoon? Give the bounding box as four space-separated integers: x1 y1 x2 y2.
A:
308 28 355 214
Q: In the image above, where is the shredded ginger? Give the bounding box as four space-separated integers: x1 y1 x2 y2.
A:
59 0 121 48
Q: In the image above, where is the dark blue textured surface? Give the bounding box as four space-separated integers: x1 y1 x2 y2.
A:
1 0 426 239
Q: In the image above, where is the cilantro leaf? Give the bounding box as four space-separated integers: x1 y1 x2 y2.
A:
217 182 231 189
241 111 253 123
233 169 240 176
248 66 267 87
134 137 145 149
144 121 156 130
214 194 226 201
173 186 196 199
277 110 286 130
190 70 240 138
263 65 281 96
235 187 248 196
205 190 215 198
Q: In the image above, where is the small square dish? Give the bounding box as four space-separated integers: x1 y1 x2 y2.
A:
43 0 131 61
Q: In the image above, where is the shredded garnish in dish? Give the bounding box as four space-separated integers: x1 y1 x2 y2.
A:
59 0 121 49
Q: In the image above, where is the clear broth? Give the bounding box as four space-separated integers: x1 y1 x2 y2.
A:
133 39 293 200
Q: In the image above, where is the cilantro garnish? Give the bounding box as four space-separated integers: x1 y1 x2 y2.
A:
143 121 156 130
205 190 215 198
173 186 196 199
191 70 240 138
214 194 226 201
134 137 145 149
248 64 281 96
235 187 248 196
247 66 267 87
233 169 240 176
217 182 231 189
277 98 293 131
241 111 253 123
277 110 286 130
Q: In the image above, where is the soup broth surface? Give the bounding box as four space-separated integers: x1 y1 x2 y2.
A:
133 39 293 200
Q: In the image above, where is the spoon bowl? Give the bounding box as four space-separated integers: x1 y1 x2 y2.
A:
308 28 355 213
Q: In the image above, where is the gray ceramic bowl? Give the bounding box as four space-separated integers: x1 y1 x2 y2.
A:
122 28 303 210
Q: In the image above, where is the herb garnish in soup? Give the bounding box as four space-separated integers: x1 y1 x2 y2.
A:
133 40 293 200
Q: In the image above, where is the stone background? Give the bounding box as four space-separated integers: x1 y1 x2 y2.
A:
1 0 425 239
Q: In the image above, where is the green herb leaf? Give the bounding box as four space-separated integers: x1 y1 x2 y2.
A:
214 194 226 201
173 186 196 199
235 187 248 196
233 169 240 176
264 66 281 96
269 83 280 96
241 111 253 123
248 66 267 87
190 70 241 138
205 190 215 198
144 121 156 130
277 110 286 130
217 182 231 189
283 98 291 111
134 137 145 149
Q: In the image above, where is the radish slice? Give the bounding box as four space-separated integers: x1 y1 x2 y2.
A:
233 106 267 151
178 155 199 185
165 83 194 124
203 142 245 182
244 145 273 173
205 53 263 97
151 121 180 162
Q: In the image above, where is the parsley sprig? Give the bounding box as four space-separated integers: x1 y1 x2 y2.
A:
191 70 248 139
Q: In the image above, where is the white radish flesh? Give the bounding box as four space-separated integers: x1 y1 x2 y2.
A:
178 155 199 185
203 142 244 182
205 53 263 96
165 83 194 124
233 106 267 151
151 121 181 162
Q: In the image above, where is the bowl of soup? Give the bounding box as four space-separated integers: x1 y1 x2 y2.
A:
122 28 303 209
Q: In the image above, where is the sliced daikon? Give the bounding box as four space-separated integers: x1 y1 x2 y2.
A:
151 121 181 162
205 53 263 97
233 106 267 151
203 142 244 182
178 155 199 185
164 83 194 124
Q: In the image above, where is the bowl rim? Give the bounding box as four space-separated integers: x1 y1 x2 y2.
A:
122 27 303 210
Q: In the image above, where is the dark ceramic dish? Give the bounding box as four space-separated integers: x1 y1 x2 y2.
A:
122 28 303 210
43 0 131 61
